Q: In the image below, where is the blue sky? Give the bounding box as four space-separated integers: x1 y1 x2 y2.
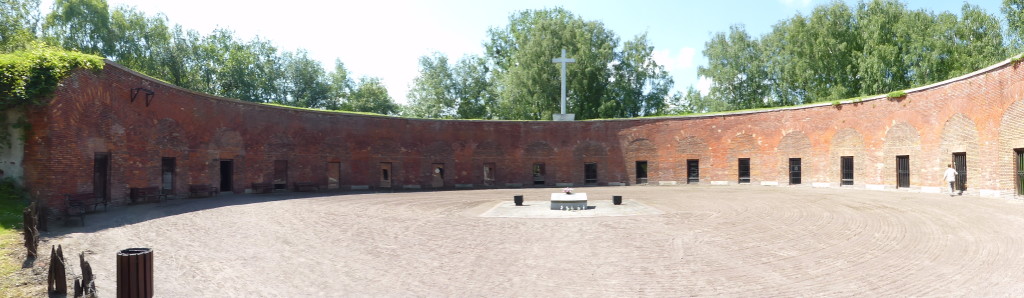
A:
86 0 1005 104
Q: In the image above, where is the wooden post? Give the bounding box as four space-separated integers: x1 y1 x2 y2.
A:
48 245 67 294
23 202 38 258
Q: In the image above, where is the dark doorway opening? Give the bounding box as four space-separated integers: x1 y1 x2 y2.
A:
841 156 854 186
380 162 392 188
327 162 341 190
1015 149 1024 196
738 158 751 184
431 163 445 188
952 152 966 192
687 159 699 184
94 153 110 201
635 161 648 185
273 160 288 190
161 157 175 194
220 160 233 192
584 163 598 185
533 163 546 185
896 155 910 188
789 158 802 185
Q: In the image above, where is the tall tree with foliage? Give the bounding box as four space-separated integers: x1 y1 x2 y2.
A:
485 8 617 120
607 33 674 117
406 53 457 118
0 0 41 52
1003 0 1024 51
344 77 399 115
42 0 113 55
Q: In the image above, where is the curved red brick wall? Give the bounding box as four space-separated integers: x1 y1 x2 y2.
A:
23 60 1024 209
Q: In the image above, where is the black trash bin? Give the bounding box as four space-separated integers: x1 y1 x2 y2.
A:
117 248 153 298
514 195 524 206
613 195 622 205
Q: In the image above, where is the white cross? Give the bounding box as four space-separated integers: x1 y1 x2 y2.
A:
552 49 575 115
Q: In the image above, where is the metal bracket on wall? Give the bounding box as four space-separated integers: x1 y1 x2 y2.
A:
130 88 155 107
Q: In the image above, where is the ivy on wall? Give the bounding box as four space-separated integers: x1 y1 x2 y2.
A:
0 44 104 149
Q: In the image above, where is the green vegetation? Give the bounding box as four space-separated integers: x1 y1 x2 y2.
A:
887 90 907 99
2 0 1024 119
0 44 104 109
0 177 29 296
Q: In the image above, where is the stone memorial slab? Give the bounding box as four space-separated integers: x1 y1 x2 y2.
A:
551 193 587 210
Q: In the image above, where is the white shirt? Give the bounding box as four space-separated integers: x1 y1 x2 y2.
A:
943 168 958 182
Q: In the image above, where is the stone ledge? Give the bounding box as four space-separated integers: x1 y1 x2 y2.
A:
402 184 421 189
920 187 941 193
350 185 369 190
760 181 779 186
865 184 886 190
980 189 1001 197
607 182 626 186
812 182 831 188
555 183 574 187
505 183 523 188
455 184 474 188
658 181 678 186
711 181 729 185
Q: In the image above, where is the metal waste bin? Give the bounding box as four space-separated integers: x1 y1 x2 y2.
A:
117 248 153 298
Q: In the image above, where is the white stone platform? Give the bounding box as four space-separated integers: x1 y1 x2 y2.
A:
551 193 587 210
481 199 663 218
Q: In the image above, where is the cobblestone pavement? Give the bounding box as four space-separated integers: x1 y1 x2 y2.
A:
46 185 1024 296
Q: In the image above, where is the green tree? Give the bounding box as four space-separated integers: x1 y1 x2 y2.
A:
699 24 769 110
608 33 674 117
281 50 331 108
406 52 457 118
325 59 353 110
42 0 113 55
0 0 41 52
451 54 492 119
1004 0 1024 51
344 77 399 115
107 6 171 78
485 7 617 120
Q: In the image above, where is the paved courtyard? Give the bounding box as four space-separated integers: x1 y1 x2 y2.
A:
43 185 1024 296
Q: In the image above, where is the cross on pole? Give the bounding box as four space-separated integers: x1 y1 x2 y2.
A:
552 49 575 115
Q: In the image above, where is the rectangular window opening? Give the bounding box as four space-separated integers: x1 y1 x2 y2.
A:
94 153 110 200
327 162 341 190
161 157 175 194
687 159 699 184
635 161 648 185
380 162 392 188
220 160 233 192
273 160 288 190
1015 149 1024 196
738 158 751 184
533 163 546 185
952 153 966 192
896 155 910 189
841 156 854 186
789 158 802 185
483 163 495 186
584 162 598 185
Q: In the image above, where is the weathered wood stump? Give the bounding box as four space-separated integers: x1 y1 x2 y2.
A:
74 252 96 297
23 202 39 258
48 245 67 294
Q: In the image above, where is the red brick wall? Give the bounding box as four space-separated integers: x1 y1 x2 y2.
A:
21 60 1024 209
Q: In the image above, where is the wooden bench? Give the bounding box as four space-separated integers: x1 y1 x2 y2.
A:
251 182 274 194
64 193 106 226
188 184 219 198
129 187 167 204
293 182 320 192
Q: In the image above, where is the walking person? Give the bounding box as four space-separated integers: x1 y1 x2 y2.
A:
942 164 958 196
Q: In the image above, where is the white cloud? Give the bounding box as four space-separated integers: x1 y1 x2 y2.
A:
652 47 696 72
696 76 713 96
779 0 813 8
